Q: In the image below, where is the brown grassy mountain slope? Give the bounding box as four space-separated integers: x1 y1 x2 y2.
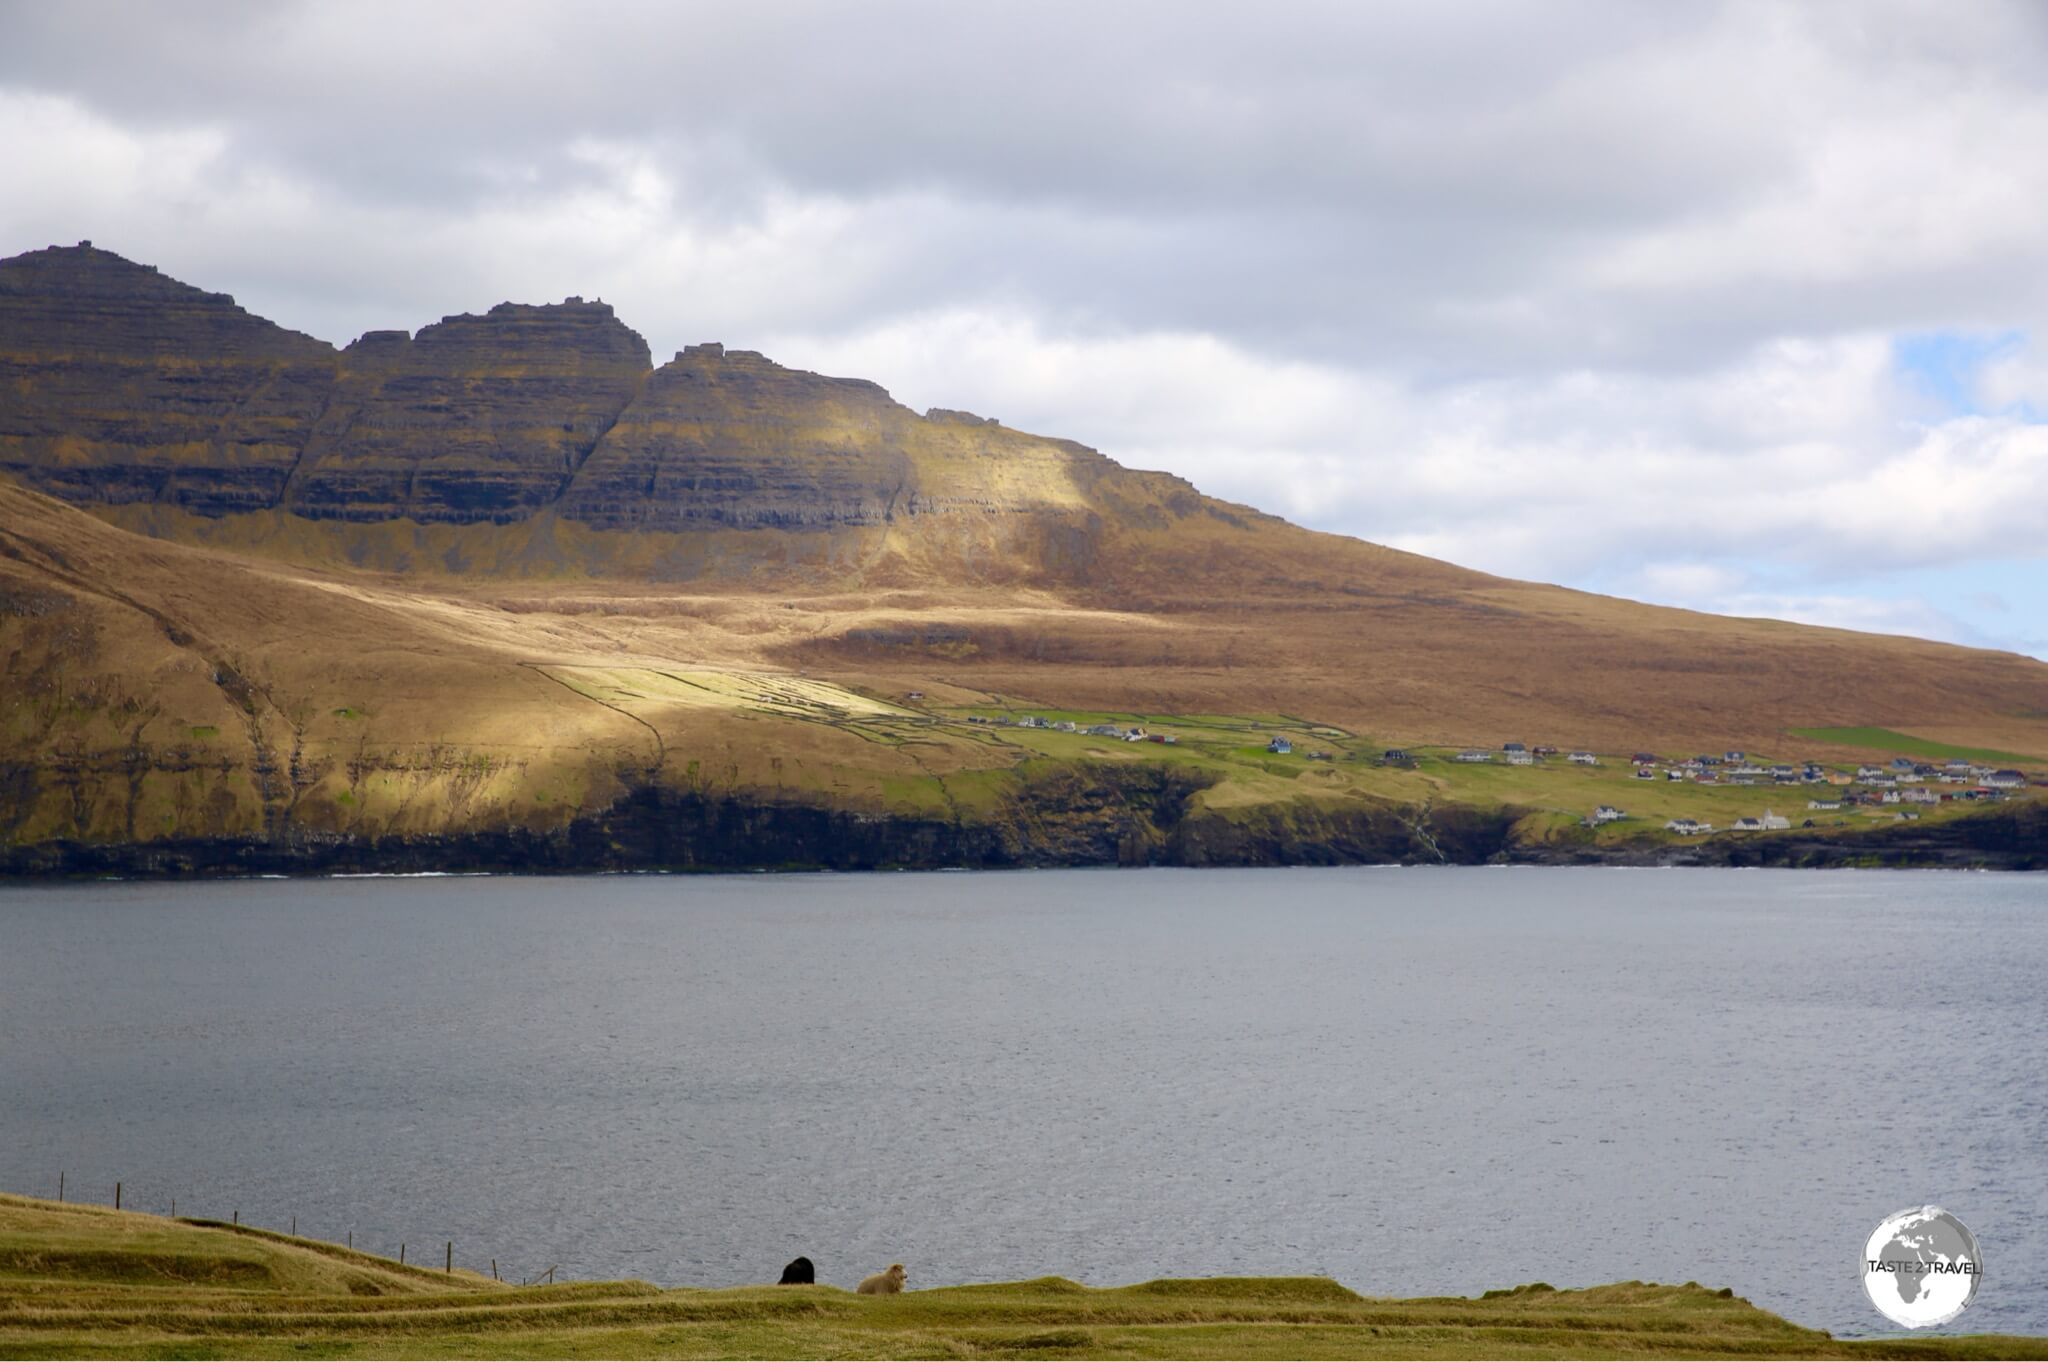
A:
4 477 2046 869
2 242 2046 869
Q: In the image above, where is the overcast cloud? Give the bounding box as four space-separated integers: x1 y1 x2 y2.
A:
3 0 2046 656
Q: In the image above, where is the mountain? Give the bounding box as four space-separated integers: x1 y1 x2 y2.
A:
2 242 2044 874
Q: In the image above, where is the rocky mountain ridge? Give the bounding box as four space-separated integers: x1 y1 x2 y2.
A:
0 243 1198 581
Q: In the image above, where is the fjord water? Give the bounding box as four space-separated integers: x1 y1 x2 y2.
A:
1 869 2040 1338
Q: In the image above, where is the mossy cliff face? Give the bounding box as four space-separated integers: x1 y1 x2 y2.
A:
1165 799 1522 866
1674 800 2048 871
0 766 1519 877
8 770 2035 877
15 759 2038 876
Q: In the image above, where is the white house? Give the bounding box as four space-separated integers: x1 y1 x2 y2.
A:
1267 736 1293 755
1590 805 1626 825
1807 799 1842 811
1506 749 1535 765
1985 770 2027 789
1665 817 1709 834
1759 810 1791 830
1568 751 1598 765
1455 750 1491 763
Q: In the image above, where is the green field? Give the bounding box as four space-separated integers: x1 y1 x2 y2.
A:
930 709 2021 848
2 1195 2042 1360
1789 727 2042 766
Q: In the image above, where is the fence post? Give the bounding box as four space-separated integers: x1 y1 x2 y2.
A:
171 1198 176 1218
233 1211 238 1226
291 1216 296 1236
58 1171 64 1202
348 1230 353 1250
400 1243 406 1265
446 1242 452 1274
115 1182 121 1210
492 1259 499 1281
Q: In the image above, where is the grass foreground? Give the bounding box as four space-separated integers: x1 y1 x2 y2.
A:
3 1197 2045 1360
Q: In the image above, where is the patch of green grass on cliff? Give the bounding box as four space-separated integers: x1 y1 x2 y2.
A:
186 724 218 739
3 1195 2042 1360
1230 746 1319 775
933 764 1033 815
872 772 958 817
1789 727 2041 765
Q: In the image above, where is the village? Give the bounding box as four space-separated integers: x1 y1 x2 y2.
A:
945 701 2037 842
1423 744 2034 837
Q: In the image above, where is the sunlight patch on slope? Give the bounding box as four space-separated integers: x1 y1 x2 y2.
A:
541 665 912 720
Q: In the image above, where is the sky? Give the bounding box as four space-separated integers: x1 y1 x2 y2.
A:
3 0 2046 657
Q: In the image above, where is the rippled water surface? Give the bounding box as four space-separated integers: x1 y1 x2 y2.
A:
2 868 2042 1337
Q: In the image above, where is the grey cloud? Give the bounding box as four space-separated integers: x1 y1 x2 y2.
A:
10 1 2048 377
5 0 2048 655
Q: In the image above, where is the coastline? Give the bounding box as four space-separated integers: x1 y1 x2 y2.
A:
4 783 2041 878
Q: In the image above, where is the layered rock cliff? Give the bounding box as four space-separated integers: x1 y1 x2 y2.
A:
557 343 912 531
0 244 337 515
0 243 1199 585
283 300 651 524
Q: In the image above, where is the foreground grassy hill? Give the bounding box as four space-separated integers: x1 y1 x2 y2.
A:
2 1194 2040 1360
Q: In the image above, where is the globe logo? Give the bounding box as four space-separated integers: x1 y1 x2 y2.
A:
1862 1206 1981 1328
